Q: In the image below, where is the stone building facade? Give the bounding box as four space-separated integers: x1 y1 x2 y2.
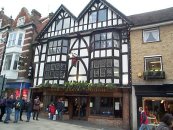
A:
129 7 173 130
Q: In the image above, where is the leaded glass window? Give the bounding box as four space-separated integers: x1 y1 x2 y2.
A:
48 40 68 55
44 62 66 79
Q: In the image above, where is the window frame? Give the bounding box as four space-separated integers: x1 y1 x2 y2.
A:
143 28 160 43
17 16 25 27
144 56 163 71
7 31 25 47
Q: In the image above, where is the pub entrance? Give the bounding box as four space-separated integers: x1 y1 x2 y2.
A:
71 96 88 120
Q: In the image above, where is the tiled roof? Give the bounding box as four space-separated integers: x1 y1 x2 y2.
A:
128 7 173 27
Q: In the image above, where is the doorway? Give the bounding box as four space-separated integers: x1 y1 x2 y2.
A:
72 96 87 120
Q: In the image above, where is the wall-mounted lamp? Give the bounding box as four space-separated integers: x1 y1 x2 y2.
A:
137 72 143 78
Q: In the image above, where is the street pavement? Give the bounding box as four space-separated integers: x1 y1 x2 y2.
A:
0 115 125 130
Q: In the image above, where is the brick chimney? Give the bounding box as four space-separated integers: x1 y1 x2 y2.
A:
49 12 54 19
31 9 41 20
0 7 4 15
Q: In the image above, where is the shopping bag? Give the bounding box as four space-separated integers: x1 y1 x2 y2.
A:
53 115 56 120
48 113 51 119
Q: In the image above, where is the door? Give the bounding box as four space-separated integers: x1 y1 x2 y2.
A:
72 96 87 120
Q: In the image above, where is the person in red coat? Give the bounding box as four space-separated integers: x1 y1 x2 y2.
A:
139 107 150 130
48 103 56 120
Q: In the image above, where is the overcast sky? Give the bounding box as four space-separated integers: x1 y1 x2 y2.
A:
1 0 173 18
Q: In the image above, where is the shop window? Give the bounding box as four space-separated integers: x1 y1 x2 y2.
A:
143 28 160 43
144 56 162 71
90 97 122 118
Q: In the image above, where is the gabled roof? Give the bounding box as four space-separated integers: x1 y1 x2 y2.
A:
36 4 76 40
77 0 132 24
128 7 173 27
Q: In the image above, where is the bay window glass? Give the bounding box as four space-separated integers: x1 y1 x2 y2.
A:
17 33 23 46
48 40 68 55
4 54 12 70
13 54 19 70
7 31 24 47
143 28 160 43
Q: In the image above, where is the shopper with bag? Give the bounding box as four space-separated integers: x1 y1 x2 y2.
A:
33 96 40 120
48 103 56 120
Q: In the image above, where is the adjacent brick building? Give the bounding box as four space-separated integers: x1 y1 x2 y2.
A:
0 7 44 98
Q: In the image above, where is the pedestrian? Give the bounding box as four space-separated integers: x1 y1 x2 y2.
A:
4 95 15 124
48 102 56 120
33 96 40 120
139 107 150 130
13 97 21 123
0 96 6 122
25 99 32 122
156 113 173 130
56 98 64 120
19 96 26 121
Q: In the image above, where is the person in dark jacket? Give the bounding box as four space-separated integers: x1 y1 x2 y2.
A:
25 99 32 122
19 96 26 121
156 113 173 130
0 97 6 122
13 97 21 123
4 95 15 123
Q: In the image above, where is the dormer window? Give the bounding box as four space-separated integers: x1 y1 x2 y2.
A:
0 19 2 28
17 16 25 26
143 28 160 43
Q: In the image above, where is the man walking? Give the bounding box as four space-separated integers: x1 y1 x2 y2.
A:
19 96 26 121
4 95 15 123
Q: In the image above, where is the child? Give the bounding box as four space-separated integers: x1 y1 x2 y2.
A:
48 103 56 120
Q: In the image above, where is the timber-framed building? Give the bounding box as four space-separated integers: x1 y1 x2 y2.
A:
32 0 132 129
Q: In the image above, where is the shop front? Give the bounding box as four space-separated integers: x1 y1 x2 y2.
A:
5 82 31 98
31 87 130 129
135 84 173 129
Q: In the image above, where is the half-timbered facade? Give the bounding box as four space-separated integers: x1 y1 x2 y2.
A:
33 0 132 129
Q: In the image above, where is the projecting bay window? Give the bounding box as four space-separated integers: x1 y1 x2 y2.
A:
7 31 24 47
90 97 123 118
90 31 120 83
3 53 19 70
